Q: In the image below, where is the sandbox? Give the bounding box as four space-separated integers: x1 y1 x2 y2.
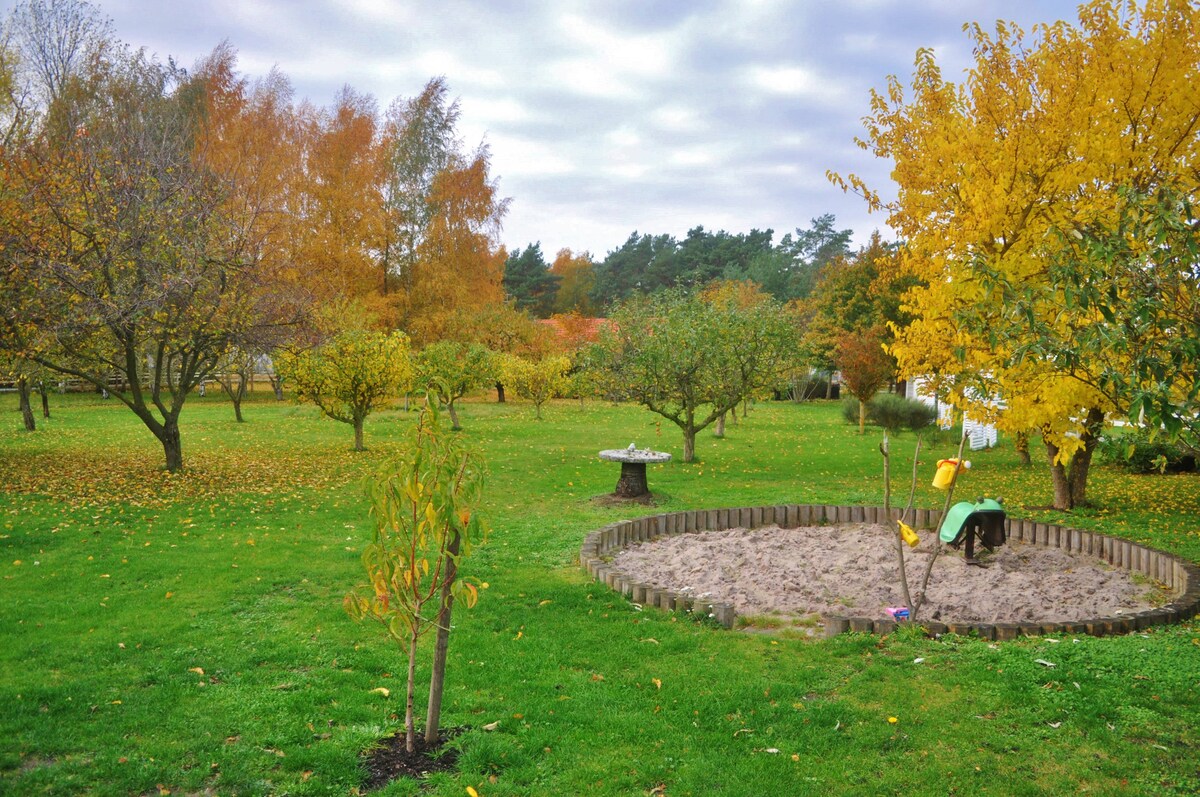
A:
580 504 1200 638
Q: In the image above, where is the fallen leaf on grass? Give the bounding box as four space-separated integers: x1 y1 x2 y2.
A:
1048 722 1062 729
466 787 480 797
1035 659 1057 668
370 687 390 697
188 667 204 675
481 721 500 731
652 678 662 690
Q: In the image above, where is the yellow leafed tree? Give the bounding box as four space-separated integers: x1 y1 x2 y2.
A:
830 0 1200 509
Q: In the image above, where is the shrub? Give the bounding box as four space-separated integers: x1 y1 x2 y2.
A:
871 393 936 433
1099 428 1197 474
841 396 861 425
843 393 937 434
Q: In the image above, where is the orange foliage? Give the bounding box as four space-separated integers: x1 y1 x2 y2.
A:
401 150 508 345
550 248 596 315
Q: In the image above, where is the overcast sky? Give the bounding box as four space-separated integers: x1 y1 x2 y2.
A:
57 1 1084 259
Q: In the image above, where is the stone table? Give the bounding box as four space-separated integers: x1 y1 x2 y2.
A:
599 447 672 498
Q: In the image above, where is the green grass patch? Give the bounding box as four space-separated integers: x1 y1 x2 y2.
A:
2 392 1199 795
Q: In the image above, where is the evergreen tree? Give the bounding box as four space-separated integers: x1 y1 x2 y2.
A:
503 243 559 318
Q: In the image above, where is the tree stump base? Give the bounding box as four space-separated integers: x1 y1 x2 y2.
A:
599 447 672 500
614 461 650 498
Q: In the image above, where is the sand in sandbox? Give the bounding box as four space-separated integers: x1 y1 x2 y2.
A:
611 523 1161 624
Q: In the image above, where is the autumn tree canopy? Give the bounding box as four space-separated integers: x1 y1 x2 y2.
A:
0 4 298 471
549 248 596 316
587 286 796 462
831 0 1200 509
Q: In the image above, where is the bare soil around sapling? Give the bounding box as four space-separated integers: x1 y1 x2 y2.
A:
611 523 1163 624
361 727 462 791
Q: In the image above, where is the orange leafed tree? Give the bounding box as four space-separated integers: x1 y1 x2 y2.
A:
293 87 389 313
836 327 895 434
402 147 509 345
550 248 596 315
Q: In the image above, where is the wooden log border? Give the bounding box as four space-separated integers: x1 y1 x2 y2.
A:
578 504 1200 638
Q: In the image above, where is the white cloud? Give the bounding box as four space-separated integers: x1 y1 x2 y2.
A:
489 133 576 178
650 105 705 134
745 64 840 103
96 0 1088 259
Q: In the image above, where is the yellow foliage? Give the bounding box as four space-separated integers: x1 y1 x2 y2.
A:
839 0 1200 455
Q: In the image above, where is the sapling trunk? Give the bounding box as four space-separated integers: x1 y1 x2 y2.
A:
425 530 460 745
405 625 420 753
883 430 916 613
911 427 969 620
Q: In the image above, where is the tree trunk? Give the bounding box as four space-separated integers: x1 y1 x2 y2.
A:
425 531 460 746
534 401 543 420
353 417 365 451
1044 409 1104 510
714 412 725 438
448 401 461 430
1015 431 1031 466
17 376 35 431
1046 441 1072 510
39 384 49 418
825 377 833 400
682 426 696 462
495 382 506 403
858 399 867 435
1068 409 1105 507
160 416 183 472
269 374 284 401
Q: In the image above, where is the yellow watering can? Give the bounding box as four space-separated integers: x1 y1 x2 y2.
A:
932 458 971 490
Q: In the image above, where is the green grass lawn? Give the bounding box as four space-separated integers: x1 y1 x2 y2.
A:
2 391 1198 795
